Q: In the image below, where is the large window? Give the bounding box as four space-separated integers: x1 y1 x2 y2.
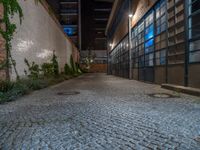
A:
137 20 145 68
189 0 200 63
110 36 129 78
132 27 139 68
145 11 155 67
155 0 167 66
167 0 185 65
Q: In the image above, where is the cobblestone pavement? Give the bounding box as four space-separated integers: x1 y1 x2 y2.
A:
0 73 200 150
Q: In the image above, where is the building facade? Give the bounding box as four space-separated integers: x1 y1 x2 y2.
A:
106 0 200 88
80 0 113 71
60 0 81 48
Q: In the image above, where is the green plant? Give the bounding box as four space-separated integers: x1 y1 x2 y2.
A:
0 73 80 104
64 63 73 75
0 0 23 80
27 79 48 90
0 80 29 103
51 52 59 76
69 55 82 76
0 60 8 70
75 63 82 74
40 53 59 77
0 80 14 93
41 63 54 77
70 55 76 73
24 58 40 79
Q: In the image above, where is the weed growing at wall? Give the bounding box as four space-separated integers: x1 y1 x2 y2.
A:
64 55 82 76
0 53 82 104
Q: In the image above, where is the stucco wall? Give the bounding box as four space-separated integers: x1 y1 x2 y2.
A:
10 0 78 80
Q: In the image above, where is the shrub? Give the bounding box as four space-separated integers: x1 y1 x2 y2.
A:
0 80 29 103
28 79 48 90
14 80 30 95
64 63 73 75
70 55 76 73
51 52 59 76
66 55 82 76
41 63 54 77
0 80 14 93
24 59 40 79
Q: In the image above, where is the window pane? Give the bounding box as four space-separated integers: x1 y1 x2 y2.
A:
190 39 200 51
160 50 166 65
156 9 160 19
190 51 200 63
145 25 154 40
191 0 200 14
161 15 166 24
160 5 165 16
189 13 200 39
161 23 166 32
145 39 154 48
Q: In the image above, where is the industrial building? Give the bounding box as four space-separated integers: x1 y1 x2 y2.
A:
106 0 200 88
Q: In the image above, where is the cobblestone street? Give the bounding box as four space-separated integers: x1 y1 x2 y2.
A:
0 73 200 149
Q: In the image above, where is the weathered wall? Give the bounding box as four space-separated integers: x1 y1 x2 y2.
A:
10 0 79 80
0 4 7 80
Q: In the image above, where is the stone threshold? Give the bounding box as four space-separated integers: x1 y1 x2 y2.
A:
162 84 200 97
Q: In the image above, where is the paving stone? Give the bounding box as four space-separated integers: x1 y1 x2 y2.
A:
0 73 200 149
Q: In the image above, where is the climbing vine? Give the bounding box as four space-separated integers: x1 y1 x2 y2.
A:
0 0 53 80
0 0 23 80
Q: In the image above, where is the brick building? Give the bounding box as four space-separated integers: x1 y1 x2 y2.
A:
106 0 200 88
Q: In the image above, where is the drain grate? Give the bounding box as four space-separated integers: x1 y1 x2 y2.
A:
148 93 179 98
57 91 80 96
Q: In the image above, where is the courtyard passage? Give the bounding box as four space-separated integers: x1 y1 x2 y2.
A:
0 73 200 149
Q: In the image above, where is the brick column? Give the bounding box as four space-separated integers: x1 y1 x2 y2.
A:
0 4 7 80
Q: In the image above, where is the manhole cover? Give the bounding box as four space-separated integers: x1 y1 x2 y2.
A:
194 136 200 143
57 91 80 96
148 93 178 98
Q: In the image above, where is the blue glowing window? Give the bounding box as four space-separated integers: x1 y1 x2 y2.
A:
145 25 154 40
64 28 74 36
145 39 154 48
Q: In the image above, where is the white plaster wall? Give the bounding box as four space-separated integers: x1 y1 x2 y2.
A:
10 0 74 79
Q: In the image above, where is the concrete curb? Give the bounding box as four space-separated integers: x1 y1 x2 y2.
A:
162 84 200 97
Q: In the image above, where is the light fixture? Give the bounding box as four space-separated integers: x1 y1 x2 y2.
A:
109 43 113 47
129 14 133 18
